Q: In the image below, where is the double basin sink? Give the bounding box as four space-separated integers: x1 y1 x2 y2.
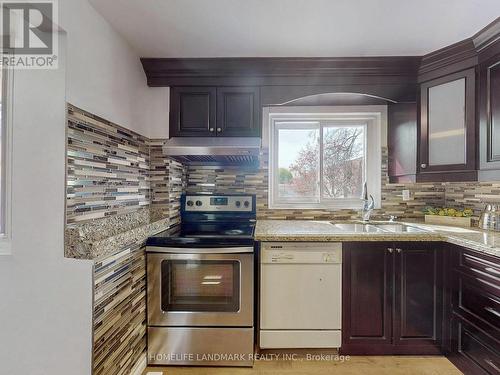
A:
331 222 426 233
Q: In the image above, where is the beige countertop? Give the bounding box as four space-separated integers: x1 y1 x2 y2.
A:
255 220 500 258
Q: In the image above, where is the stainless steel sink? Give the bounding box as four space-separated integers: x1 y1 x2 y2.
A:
331 223 385 233
372 224 426 233
331 222 427 233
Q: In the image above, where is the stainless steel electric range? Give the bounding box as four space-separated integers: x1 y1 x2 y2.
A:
146 194 256 367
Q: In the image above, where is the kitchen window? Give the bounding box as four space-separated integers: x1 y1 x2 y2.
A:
266 107 383 210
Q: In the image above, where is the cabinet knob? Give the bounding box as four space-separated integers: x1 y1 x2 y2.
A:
217 128 222 132
421 163 427 169
209 128 214 132
396 248 402 253
387 248 394 253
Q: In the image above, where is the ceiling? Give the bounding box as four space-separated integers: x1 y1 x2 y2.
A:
89 0 500 58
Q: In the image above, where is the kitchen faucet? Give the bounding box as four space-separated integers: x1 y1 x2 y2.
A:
360 182 375 222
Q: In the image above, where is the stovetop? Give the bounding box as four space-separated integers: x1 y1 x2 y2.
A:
146 221 256 248
146 194 257 248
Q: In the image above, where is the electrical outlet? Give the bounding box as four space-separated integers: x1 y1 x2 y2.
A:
402 189 411 201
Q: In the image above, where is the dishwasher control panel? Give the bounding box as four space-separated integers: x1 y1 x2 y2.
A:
261 242 342 264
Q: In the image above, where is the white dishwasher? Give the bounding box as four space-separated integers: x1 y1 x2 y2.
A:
260 242 342 349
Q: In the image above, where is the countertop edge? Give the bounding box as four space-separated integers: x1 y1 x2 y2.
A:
254 220 500 258
65 218 172 261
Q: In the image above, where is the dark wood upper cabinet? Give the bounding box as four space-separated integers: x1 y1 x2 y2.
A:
418 68 477 182
476 21 500 178
170 87 216 137
486 60 500 162
388 103 417 182
479 51 500 180
169 86 260 138
343 242 443 355
216 87 260 137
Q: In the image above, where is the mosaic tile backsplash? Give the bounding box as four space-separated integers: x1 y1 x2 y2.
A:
185 148 446 220
66 105 151 224
65 106 186 259
65 105 186 375
185 148 500 221
93 244 146 375
149 139 185 224
67 104 497 227
445 182 500 216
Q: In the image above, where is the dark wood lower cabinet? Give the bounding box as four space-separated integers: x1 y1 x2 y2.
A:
342 242 393 354
449 317 500 375
447 246 500 375
341 240 500 374
393 242 443 353
342 242 443 355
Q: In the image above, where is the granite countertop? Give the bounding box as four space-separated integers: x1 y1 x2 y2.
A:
67 212 500 260
255 220 500 258
65 208 175 260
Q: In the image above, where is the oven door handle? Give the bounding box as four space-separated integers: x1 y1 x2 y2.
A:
146 246 254 254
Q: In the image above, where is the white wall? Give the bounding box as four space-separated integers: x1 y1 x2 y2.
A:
136 86 170 139
60 0 169 138
0 33 94 375
0 3 171 373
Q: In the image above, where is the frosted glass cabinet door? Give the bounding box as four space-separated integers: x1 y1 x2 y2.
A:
419 68 476 179
427 78 466 166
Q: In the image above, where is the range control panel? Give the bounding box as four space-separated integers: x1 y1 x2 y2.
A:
184 195 254 212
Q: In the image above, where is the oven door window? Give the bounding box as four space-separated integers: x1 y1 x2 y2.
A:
161 260 240 312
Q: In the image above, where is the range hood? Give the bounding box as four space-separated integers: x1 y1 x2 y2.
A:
163 137 261 167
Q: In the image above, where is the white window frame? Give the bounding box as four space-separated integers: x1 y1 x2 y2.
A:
0 61 14 255
272 121 321 206
264 106 385 210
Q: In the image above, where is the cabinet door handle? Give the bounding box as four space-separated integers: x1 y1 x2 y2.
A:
421 163 427 169
485 359 500 373
387 248 394 253
209 128 214 132
485 307 500 318
485 267 500 276
396 248 402 253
